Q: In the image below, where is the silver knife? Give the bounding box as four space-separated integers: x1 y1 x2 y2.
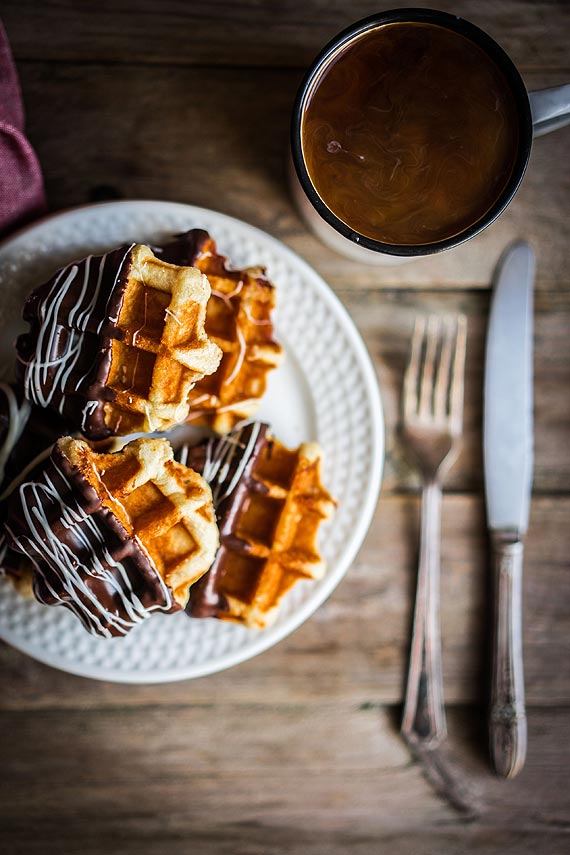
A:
484 240 535 779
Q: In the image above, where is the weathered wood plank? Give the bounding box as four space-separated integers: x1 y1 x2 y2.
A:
3 832 569 855
0 705 568 852
2 832 568 855
346 288 570 494
2 830 569 855
1 5 568 850
16 63 570 290
4 1 570 71
2 494 569 709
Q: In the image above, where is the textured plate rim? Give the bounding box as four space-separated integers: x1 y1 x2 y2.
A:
0 200 384 683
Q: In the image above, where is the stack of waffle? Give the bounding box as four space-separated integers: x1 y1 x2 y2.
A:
0 229 335 638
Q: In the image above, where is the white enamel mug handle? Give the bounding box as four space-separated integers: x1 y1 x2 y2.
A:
529 84 570 137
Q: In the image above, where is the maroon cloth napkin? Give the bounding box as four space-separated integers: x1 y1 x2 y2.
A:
0 20 45 236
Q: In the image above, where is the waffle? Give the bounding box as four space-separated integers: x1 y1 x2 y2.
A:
179 422 336 628
0 382 64 582
160 230 283 433
16 244 222 439
0 382 32 492
2 436 218 637
0 381 66 494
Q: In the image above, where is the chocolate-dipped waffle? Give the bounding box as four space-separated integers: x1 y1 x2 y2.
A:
0 382 32 489
2 436 218 637
160 230 283 433
0 382 68 583
178 422 335 628
0 382 67 492
16 244 222 439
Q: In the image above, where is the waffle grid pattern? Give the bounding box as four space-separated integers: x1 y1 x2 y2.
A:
104 245 222 434
203 439 335 628
0 201 383 682
65 437 219 605
188 260 283 433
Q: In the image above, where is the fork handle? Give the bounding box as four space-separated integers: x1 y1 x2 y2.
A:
489 535 527 778
401 480 447 749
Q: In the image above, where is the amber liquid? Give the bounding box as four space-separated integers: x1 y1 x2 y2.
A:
301 23 519 246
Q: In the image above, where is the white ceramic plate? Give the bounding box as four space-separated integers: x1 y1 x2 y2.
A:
0 200 383 683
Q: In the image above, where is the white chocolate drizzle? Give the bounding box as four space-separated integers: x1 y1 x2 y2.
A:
0 446 53 503
242 304 273 326
81 401 99 433
210 279 244 310
184 398 259 421
0 383 32 486
201 422 263 505
223 321 247 388
21 245 134 414
5 456 173 638
0 536 7 573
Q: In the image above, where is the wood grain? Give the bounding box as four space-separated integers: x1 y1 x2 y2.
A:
15 63 570 290
2 831 569 855
1 3 569 850
346 288 570 493
4 1 570 71
1 704 569 853
2 494 569 710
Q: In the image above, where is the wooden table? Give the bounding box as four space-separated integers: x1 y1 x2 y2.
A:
1 2 569 853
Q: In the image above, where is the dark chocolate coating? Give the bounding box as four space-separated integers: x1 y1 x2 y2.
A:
2 443 179 637
158 229 211 267
177 422 270 619
159 228 271 288
16 229 268 441
0 383 67 577
16 245 135 440
0 383 66 493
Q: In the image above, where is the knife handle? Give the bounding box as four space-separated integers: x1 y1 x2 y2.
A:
489 536 527 778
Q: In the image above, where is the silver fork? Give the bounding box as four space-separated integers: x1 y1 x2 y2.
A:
400 314 467 750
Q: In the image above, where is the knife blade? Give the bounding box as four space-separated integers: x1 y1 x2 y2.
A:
484 241 534 534
484 240 535 780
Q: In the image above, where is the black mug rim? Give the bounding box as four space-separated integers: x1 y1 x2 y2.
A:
290 7 533 257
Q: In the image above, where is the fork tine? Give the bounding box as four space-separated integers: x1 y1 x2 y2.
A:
403 317 425 417
418 315 439 416
434 316 454 419
449 315 467 428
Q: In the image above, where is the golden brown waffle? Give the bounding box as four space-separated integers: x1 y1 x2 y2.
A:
104 245 222 435
16 243 222 439
2 435 219 636
61 436 219 607
160 231 283 434
184 423 336 628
